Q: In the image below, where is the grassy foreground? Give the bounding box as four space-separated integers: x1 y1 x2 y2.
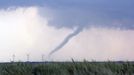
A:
0 61 134 75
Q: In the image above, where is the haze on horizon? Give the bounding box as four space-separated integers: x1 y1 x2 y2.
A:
0 0 134 62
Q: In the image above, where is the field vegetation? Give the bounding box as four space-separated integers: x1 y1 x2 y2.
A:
0 61 134 75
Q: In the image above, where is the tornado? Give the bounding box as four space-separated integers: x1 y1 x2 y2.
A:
49 26 83 56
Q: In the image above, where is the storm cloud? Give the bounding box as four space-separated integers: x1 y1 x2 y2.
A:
0 0 134 29
0 0 134 61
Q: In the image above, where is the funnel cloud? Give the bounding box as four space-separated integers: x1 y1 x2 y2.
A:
49 26 83 55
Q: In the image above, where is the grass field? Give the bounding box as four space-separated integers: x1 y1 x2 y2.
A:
0 61 134 75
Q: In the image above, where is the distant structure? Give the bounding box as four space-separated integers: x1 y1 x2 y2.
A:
42 54 45 62
12 54 15 62
27 54 30 62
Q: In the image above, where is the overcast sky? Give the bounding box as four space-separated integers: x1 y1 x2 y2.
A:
0 0 134 62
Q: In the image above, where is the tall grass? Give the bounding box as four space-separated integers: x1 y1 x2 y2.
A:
0 61 134 75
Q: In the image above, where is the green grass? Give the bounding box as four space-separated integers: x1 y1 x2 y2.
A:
0 61 134 75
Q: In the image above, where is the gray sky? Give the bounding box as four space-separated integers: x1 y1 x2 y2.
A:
0 0 134 62
0 0 134 29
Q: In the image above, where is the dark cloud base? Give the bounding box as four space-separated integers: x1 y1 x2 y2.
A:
0 0 134 30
